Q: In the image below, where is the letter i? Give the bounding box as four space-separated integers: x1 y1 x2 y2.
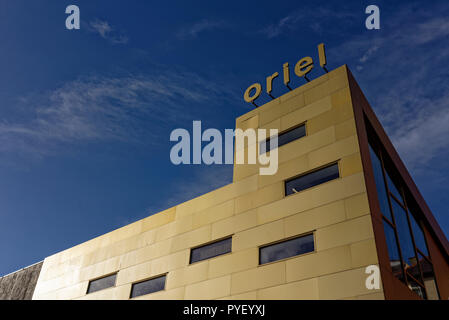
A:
283 63 291 91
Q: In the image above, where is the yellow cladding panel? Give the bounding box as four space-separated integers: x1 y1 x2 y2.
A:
235 182 283 214
116 261 152 286
78 284 131 300
280 96 331 131
192 200 235 229
150 250 189 277
132 287 185 300
230 262 286 295
177 174 258 216
316 215 375 251
237 114 259 131
208 248 259 278
274 126 336 168
120 237 172 269
344 192 370 219
350 239 379 268
117 250 188 286
340 153 363 178
170 225 211 253
283 200 347 238
307 88 354 136
258 153 309 189
141 207 176 232
259 93 305 126
257 278 319 300
211 209 258 240
317 266 383 299
233 219 284 252
303 73 348 105
184 275 231 300
356 292 385 300
166 260 209 289
306 135 359 169
335 118 357 140
286 245 352 282
257 173 366 225
79 256 120 282
219 291 257 300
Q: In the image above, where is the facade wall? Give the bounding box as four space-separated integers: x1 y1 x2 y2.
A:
0 262 43 300
32 65 383 300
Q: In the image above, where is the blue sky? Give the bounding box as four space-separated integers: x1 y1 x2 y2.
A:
1 0 448 275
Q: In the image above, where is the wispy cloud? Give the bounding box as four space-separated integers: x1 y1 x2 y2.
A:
88 19 128 44
329 2 449 170
0 70 234 158
177 19 228 39
261 6 357 38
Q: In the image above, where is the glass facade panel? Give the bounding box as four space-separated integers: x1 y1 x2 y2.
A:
190 237 232 264
285 163 339 196
409 210 429 257
260 234 314 265
386 170 403 203
130 275 166 298
87 273 116 294
391 198 417 269
261 124 306 154
368 145 392 221
382 220 403 280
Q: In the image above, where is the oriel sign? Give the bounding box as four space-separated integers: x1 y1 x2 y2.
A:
243 43 328 106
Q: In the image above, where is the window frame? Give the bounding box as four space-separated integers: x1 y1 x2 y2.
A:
284 161 340 197
258 232 316 266
259 122 307 155
189 236 233 265
129 274 167 299
86 272 117 294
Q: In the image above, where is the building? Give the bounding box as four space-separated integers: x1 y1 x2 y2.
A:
3 65 449 300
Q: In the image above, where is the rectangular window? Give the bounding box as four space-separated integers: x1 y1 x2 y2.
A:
260 124 306 154
130 275 166 298
87 273 117 294
259 234 314 265
190 237 232 264
285 163 339 196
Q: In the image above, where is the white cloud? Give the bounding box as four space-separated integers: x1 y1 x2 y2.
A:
0 70 233 158
89 19 128 44
261 6 356 38
329 2 449 170
178 19 228 39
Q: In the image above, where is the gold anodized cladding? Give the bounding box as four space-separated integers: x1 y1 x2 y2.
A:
243 43 327 105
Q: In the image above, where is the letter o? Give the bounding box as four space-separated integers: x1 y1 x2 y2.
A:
244 83 262 103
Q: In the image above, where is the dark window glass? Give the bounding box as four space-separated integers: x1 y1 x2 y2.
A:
391 199 416 269
130 275 166 298
386 170 403 203
259 234 314 265
261 124 306 154
190 237 232 264
369 145 392 221
87 273 116 294
285 163 339 196
382 220 403 280
409 210 429 257
419 254 440 300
